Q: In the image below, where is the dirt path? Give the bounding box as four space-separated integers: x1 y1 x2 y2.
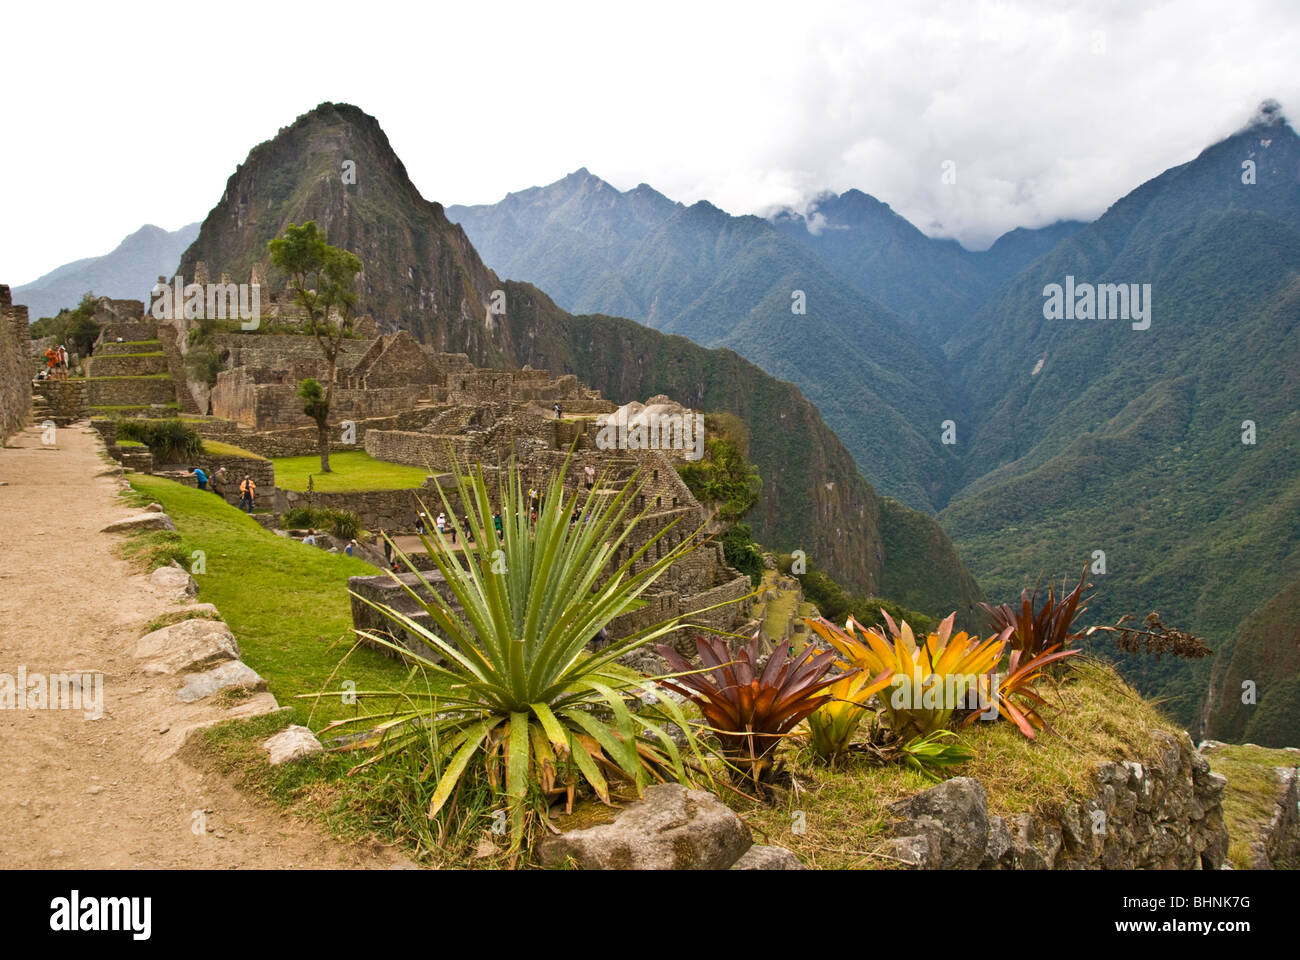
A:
0 422 409 869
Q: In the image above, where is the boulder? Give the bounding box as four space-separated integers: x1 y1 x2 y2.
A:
536 783 752 870
263 725 323 765
150 563 198 599
729 845 806 870
889 776 990 869
135 618 240 675
883 834 938 868
177 660 266 703
102 513 176 533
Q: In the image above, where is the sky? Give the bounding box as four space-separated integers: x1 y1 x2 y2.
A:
3 0 1299 285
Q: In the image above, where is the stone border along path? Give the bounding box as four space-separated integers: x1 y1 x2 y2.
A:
0 421 412 868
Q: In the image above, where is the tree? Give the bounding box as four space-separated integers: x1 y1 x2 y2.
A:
297 378 329 463
268 222 362 472
31 291 100 358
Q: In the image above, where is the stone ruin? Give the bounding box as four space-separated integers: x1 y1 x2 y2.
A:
50 271 757 661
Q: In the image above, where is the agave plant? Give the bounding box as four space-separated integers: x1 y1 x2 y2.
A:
807 612 1011 742
325 454 714 851
979 567 1092 658
656 634 843 783
806 666 894 763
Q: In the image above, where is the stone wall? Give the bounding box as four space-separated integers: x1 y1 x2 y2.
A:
33 379 88 424
885 731 1229 870
0 285 32 442
347 571 463 663
275 484 437 534
363 429 479 472
86 376 177 407
210 368 422 429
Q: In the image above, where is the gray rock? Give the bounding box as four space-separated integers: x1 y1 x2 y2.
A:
135 618 239 675
981 814 1013 869
102 513 176 533
177 660 266 703
263 725 323 765
536 783 752 870
889 776 989 869
883 834 937 869
144 502 165 513
150 563 197 599
729 845 806 870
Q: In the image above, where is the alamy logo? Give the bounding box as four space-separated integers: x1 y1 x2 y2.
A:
1042 275 1151 330
595 410 705 461
0 667 103 719
151 275 260 329
50 891 151 940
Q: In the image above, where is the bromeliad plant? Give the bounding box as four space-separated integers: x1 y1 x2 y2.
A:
326 455 714 852
656 634 844 785
807 612 1011 742
806 664 894 763
979 567 1092 658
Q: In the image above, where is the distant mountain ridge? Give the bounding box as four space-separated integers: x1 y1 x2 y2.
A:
15 222 200 320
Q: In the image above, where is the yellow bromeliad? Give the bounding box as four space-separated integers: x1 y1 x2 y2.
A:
806 611 1012 742
806 667 894 761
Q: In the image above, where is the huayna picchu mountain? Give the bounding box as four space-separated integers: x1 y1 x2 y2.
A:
175 102 982 619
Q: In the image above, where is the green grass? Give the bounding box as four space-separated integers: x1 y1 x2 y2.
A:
115 439 146 448
202 439 268 460
1204 742 1300 869
272 450 430 492
90 403 180 413
125 473 419 726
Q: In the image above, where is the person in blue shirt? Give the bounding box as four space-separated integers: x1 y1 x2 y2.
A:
189 466 209 491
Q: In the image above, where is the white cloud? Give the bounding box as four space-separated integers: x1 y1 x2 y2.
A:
2 0 1298 283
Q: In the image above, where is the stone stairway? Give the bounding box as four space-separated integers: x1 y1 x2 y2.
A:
27 390 51 428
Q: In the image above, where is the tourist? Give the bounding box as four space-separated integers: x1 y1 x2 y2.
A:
528 486 538 513
239 475 257 512
346 539 356 557
383 537 392 563
416 512 427 535
302 529 317 546
212 465 229 498
462 515 472 544
584 463 595 490
553 402 562 419
436 511 447 536
493 511 502 540
189 466 209 491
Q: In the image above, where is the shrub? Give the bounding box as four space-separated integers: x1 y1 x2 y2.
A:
330 456 713 851
116 418 202 464
721 523 763 585
282 505 363 540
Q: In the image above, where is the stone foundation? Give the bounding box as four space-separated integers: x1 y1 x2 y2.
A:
886 731 1229 870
